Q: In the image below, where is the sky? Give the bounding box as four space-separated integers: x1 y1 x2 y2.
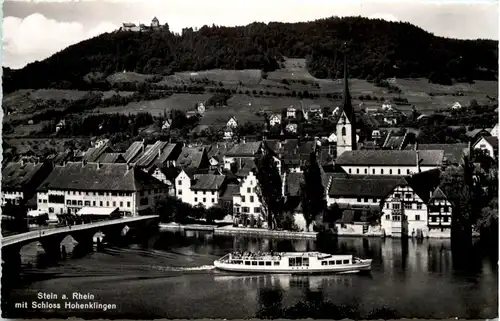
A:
2 0 499 70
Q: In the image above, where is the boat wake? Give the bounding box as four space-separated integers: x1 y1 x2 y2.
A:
149 265 216 272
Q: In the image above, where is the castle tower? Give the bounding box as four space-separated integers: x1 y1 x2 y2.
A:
336 54 357 157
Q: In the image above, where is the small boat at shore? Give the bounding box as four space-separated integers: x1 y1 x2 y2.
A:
214 251 372 274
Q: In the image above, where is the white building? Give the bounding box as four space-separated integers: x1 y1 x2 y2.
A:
382 101 393 111
190 174 226 208
285 123 298 133
269 114 282 127
286 107 297 118
472 136 498 159
162 119 172 130
233 171 262 219
451 102 462 110
335 150 444 176
427 187 453 238
223 127 234 140
37 162 168 217
227 117 238 129
380 169 442 238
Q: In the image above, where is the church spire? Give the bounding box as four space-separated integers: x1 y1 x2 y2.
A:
342 54 354 122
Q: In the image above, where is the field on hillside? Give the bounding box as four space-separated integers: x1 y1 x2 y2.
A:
267 58 316 81
5 137 91 155
106 72 158 84
175 69 262 85
93 93 213 116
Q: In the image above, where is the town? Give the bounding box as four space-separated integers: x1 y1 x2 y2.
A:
2 57 498 243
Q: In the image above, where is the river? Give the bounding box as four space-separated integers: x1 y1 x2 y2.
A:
2 230 498 319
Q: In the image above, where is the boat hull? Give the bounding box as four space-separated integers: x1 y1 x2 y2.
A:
213 260 372 274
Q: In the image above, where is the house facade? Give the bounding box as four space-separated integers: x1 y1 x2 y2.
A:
473 136 498 159
37 162 168 217
427 187 453 238
232 171 262 220
269 114 282 127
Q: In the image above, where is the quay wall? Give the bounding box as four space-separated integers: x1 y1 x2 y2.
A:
214 226 318 239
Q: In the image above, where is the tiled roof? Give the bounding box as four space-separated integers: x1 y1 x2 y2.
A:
135 141 168 168
97 153 126 164
206 143 235 159
191 174 226 191
328 177 401 198
485 136 499 149
123 141 145 163
37 162 166 192
335 150 444 166
403 168 442 203
226 142 263 157
405 143 468 165
82 144 113 163
220 183 240 201
430 186 447 201
177 147 206 170
383 136 405 149
2 162 46 191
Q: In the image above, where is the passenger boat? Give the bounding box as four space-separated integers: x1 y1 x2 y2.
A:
213 251 372 274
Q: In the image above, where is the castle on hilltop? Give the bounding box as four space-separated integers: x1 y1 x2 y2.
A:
120 17 168 32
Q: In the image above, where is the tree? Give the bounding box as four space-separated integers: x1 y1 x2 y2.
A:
300 152 326 231
205 206 228 224
255 154 285 230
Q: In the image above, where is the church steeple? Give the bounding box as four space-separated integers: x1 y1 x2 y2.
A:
336 53 357 157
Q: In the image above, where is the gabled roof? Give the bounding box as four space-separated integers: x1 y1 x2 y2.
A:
37 162 167 192
191 174 226 191
97 153 126 164
135 141 169 168
82 144 113 163
158 167 181 183
484 136 499 149
400 168 442 203
176 147 206 170
335 150 444 167
405 143 468 165
429 186 448 201
2 162 46 191
226 142 263 157
123 141 146 163
328 176 401 198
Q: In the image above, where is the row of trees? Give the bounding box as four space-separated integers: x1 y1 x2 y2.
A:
155 196 229 224
4 17 497 93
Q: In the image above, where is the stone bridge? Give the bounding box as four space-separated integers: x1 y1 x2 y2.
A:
2 215 159 271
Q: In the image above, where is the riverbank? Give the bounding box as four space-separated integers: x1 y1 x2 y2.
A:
214 225 318 239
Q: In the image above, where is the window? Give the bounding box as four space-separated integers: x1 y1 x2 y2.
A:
113 201 116 207
252 261 257 266
385 215 390 220
443 206 449 213
212 191 215 195
84 201 90 206
417 203 422 210
348 168 352 174
93 201 96 206
258 261 264 266
404 203 412 210
392 203 400 210
432 217 437 222
415 215 420 221
247 187 251 193
178 190 182 195
245 261 250 265
407 169 410 174
71 200 77 205
250 196 254 202
178 180 182 185
342 127 346 136
393 215 401 221
120 201 123 207
443 217 449 223
389 169 393 175
381 169 384 175
394 193 401 199
335 260 342 265
203 191 206 195
373 198 377 203
329 261 334 265
242 207 249 213
86 192 89 196
127 202 131 207
211 198 215 203
43 200 47 203
254 207 261 213
356 168 359 174
67 200 71 205
242 196 246 202
274 262 280 266
265 262 271 266
372 169 375 174
100 201 103 206
398 169 401 175
357 197 361 202
386 203 389 208
343 260 349 264
364 169 368 174
203 198 206 203
49 207 54 213
195 197 198 202
405 193 412 199
322 261 328 266
364 198 369 203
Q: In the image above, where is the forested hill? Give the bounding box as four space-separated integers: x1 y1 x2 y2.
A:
3 16 498 93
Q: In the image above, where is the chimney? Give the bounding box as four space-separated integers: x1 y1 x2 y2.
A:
416 151 421 173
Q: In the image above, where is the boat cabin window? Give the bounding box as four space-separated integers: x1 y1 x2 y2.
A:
273 262 280 266
343 260 350 264
328 261 334 265
336 260 342 265
258 261 265 266
289 257 310 267
322 261 327 266
265 262 272 266
245 261 250 265
252 261 257 266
